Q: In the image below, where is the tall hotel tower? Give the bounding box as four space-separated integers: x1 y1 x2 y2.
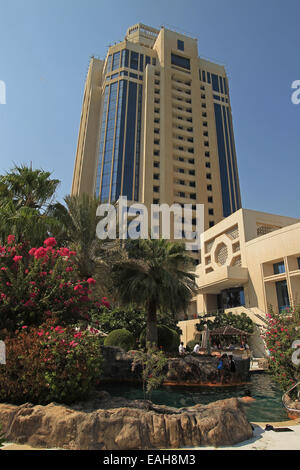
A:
72 24 242 245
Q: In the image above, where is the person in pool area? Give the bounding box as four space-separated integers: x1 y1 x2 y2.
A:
238 389 256 404
193 343 200 354
217 354 229 383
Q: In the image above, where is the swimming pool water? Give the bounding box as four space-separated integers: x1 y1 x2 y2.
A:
103 373 288 422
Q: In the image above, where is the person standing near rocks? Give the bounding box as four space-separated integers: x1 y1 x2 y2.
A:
193 343 200 354
179 342 185 355
218 354 230 383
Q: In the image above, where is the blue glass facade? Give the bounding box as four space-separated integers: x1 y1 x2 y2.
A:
214 102 241 217
96 48 148 202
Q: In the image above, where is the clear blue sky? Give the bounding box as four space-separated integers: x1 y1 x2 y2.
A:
0 0 299 217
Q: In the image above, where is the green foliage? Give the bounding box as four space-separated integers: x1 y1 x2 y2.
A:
131 343 168 399
196 312 254 335
263 307 300 391
0 322 103 405
104 328 136 352
91 305 182 339
139 325 177 352
92 306 146 339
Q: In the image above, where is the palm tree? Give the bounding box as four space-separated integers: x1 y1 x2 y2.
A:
111 238 197 346
0 164 59 210
56 194 123 295
0 164 61 245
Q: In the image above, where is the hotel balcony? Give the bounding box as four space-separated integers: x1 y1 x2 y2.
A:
197 266 249 294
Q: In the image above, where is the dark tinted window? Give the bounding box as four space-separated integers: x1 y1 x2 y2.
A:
171 53 190 70
177 39 184 51
212 74 219 92
130 51 139 70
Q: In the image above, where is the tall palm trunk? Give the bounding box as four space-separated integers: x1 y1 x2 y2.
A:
146 298 158 347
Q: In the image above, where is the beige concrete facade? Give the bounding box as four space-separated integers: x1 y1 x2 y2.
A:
72 58 104 196
178 208 300 349
182 208 300 316
72 24 242 261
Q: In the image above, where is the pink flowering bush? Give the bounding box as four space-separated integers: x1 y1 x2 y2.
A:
263 307 300 391
0 236 110 332
0 320 103 404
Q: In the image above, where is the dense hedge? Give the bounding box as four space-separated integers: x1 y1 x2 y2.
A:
104 328 136 351
139 325 178 352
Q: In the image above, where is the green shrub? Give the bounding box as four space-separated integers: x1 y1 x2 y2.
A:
104 329 136 351
186 339 198 352
139 325 175 351
132 343 168 399
0 321 103 405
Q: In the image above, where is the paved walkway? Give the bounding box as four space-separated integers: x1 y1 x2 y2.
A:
193 418 300 450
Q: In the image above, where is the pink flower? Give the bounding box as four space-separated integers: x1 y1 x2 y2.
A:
69 251 77 257
59 247 70 257
74 285 83 291
37 331 44 336
34 247 47 259
87 277 96 285
28 248 37 256
7 235 15 244
44 237 57 247
13 255 23 262
0 267 7 271
0 246 6 254
66 266 73 272
22 326 28 329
